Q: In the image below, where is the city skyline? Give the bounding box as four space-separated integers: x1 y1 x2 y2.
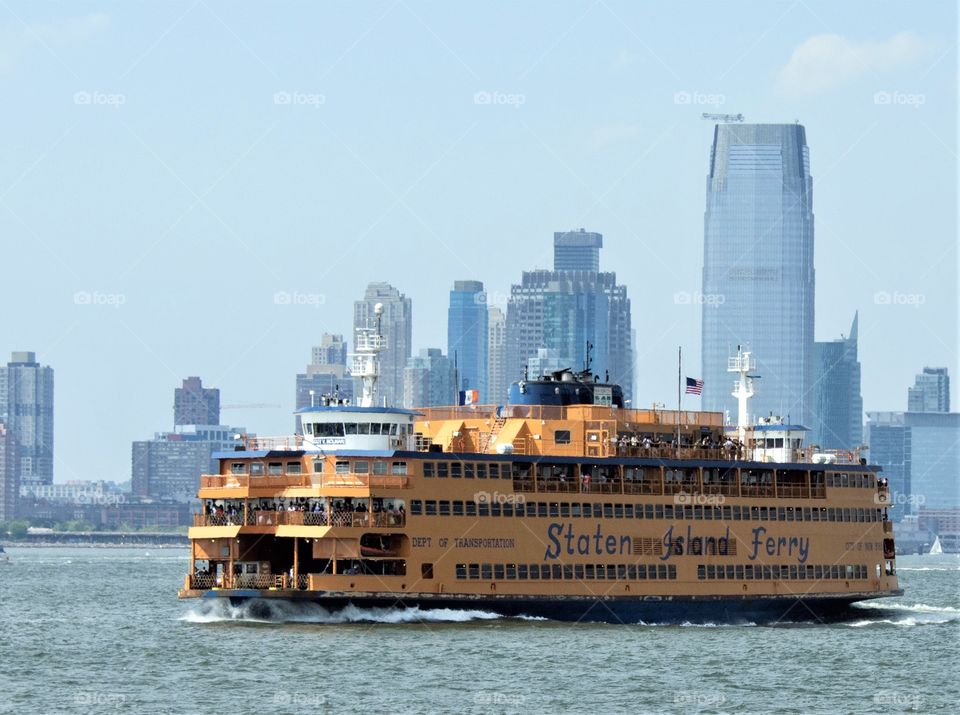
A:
0 2 954 484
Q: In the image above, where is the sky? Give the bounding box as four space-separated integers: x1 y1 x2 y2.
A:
0 1 955 484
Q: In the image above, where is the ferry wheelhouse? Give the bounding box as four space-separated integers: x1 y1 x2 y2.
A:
179 312 901 623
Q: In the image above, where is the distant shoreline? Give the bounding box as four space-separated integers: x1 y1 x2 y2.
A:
2 532 189 548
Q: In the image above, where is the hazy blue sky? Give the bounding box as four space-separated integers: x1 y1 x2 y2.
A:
0 1 955 483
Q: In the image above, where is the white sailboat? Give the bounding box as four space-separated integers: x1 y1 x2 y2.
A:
928 535 943 555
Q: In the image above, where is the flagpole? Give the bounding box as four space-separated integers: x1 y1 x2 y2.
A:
677 346 681 446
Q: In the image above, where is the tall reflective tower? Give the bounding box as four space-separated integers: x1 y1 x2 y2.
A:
701 123 815 427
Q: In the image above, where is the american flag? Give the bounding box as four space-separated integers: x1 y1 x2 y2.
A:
685 377 704 395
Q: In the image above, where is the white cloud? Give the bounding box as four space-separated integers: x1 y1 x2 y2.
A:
776 32 928 97
0 13 109 72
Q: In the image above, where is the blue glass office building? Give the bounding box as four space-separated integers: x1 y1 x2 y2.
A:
447 281 488 402
701 124 815 427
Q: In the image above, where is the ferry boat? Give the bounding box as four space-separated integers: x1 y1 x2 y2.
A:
179 307 902 623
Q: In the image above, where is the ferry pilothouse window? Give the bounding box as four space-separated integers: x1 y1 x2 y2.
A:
285 462 301 474
315 422 346 437
391 461 407 475
345 423 358 435
313 460 324 474
554 429 571 444
267 462 283 476
373 461 387 475
230 462 247 475
250 462 264 476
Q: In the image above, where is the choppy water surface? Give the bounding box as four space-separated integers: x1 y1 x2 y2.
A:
0 548 957 714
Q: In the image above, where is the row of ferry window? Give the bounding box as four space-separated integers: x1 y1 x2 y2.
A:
454 563 678 581
409 500 886 523
304 422 412 437
422 461 875 489
230 460 409 476
696 563 870 581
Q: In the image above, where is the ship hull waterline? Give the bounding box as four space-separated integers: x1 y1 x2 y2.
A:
181 588 904 624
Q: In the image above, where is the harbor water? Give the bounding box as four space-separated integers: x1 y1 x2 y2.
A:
0 547 957 714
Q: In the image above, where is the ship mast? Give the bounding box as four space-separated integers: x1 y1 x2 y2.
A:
728 346 756 443
351 303 387 408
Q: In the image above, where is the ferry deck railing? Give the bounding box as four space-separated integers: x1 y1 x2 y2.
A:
193 510 406 528
200 474 410 490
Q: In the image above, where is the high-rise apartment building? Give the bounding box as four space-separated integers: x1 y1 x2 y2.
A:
296 334 353 430
908 367 950 413
0 422 17 521
487 306 508 405
403 348 457 409
174 377 220 427
354 282 412 408
3 351 54 487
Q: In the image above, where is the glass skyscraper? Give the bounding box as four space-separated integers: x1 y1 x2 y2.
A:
812 313 863 450
701 123 815 427
554 229 603 271
447 280 488 402
506 232 632 400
